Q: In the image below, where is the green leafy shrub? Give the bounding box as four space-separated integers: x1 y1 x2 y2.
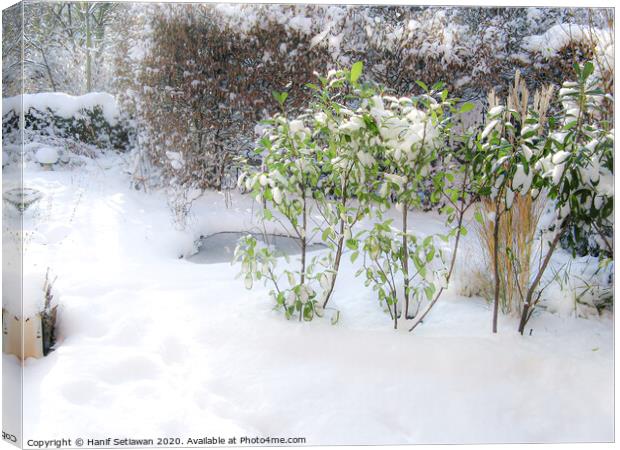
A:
235 111 325 321
236 63 479 329
516 61 614 333
359 220 445 329
472 62 613 334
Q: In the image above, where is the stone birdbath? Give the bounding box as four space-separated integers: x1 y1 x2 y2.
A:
35 147 60 170
2 187 43 213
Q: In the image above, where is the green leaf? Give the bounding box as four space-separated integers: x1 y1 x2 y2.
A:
321 228 331 242
459 102 475 114
582 61 594 80
303 303 314 321
287 272 296 287
350 251 359 263
345 239 358 251
412 254 423 272
415 80 429 92
426 247 435 262
474 210 484 225
263 188 273 201
350 61 363 83
521 128 538 140
562 120 578 131
272 90 288 106
424 286 434 301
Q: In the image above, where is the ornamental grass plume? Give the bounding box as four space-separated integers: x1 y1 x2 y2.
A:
475 193 546 316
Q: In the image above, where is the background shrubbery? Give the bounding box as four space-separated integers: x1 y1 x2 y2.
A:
4 3 612 188
131 4 331 192
2 3 614 260
107 5 613 197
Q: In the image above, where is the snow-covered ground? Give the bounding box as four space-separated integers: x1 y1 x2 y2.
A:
3 152 613 445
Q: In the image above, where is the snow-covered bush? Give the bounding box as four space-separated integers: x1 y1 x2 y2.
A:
516 61 614 333
236 63 482 329
546 64 614 258
369 81 457 319
303 64 383 310
470 62 613 334
3 2 122 96
311 67 473 325
359 221 445 329
474 71 555 333
2 93 129 151
306 6 611 102
235 112 324 321
544 257 613 318
7 3 611 105
355 82 480 330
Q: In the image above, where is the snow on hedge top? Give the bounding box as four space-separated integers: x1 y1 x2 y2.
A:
214 3 316 35
523 24 586 57
523 23 612 60
3 92 120 125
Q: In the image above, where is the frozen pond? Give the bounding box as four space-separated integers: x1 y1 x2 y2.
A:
186 231 327 264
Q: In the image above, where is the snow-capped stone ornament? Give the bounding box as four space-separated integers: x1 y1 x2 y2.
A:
35 147 59 169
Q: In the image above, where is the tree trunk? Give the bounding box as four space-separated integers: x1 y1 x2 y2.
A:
409 205 465 332
402 204 410 318
322 184 349 309
299 192 307 322
39 50 57 91
518 232 561 334
85 8 92 92
322 217 344 308
492 202 502 334
393 294 398 330
408 166 471 332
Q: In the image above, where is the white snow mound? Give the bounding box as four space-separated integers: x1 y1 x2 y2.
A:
35 147 60 165
3 92 120 125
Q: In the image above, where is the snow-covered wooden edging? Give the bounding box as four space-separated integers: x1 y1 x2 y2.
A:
3 310 44 360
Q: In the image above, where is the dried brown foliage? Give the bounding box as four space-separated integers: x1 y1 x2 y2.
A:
135 4 330 191
475 194 546 316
